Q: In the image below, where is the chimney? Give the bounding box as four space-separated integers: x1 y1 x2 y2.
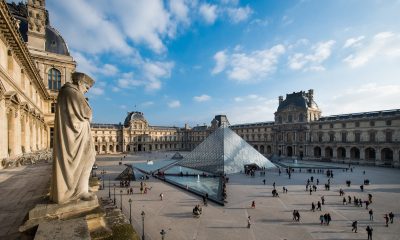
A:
308 89 314 107
278 96 283 104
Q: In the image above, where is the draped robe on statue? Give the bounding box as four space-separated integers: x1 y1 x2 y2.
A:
50 82 95 204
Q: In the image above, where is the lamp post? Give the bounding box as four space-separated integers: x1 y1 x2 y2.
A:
101 169 106 189
128 198 132 224
160 229 166 240
141 211 145 240
120 190 123 210
113 184 116 205
108 176 111 198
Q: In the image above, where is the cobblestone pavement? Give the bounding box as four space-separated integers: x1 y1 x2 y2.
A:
96 152 400 240
0 163 51 240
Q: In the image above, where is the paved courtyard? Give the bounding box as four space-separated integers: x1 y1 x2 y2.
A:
96 152 400 240
0 163 51 240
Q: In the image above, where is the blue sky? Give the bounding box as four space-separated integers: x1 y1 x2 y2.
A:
35 0 400 125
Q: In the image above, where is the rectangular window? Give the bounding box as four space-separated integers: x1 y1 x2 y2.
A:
386 132 392 142
369 132 375 142
318 133 323 142
341 132 347 143
329 133 334 142
50 127 54 148
355 132 361 142
51 103 56 113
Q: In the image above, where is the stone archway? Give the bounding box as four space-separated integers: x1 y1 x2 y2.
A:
381 148 393 163
267 145 272 154
325 147 333 158
109 145 113 152
138 144 142 151
287 146 293 157
314 146 321 158
254 145 259 151
260 145 265 154
365 147 376 161
350 147 360 160
337 147 346 159
102 145 106 153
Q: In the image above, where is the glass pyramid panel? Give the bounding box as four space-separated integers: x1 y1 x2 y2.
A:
177 126 276 175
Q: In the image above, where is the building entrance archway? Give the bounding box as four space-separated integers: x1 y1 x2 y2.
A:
287 146 293 157
337 147 346 159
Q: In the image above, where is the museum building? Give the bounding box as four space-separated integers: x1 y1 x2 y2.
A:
0 0 78 165
1 1 399 168
91 89 400 167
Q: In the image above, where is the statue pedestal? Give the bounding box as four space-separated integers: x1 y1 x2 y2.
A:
34 217 90 240
19 195 99 233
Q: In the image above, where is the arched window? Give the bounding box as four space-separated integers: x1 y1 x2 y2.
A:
48 68 61 90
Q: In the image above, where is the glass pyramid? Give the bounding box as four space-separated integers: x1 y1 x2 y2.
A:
177 126 276 175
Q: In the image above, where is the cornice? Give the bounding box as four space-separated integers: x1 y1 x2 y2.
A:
0 0 49 99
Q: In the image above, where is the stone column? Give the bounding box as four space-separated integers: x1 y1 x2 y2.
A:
345 147 351 161
0 99 7 159
20 114 26 153
7 108 17 157
29 116 34 152
32 119 37 152
333 147 338 160
393 149 400 167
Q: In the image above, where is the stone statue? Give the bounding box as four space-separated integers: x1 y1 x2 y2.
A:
50 72 96 204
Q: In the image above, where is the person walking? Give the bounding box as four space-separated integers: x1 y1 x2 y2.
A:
384 214 389 227
343 197 347 205
311 202 315 212
351 221 358 233
327 213 331 225
251 200 256 209
262 179 266 185
319 214 324 225
366 225 373 240
247 216 251 228
310 188 312 195
317 201 322 211
273 182 276 189
389 212 394 224
369 209 374 221
160 192 163 201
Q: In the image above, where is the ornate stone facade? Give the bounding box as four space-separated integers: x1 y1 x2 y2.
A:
92 91 400 167
0 0 78 167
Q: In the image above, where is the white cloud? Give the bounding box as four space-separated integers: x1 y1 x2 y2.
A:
220 0 239 5
49 0 133 55
213 44 285 82
169 0 190 24
120 105 127 109
288 40 335 71
193 94 211 102
320 83 400 115
226 6 252 23
234 94 266 102
115 60 174 91
99 64 119 76
168 100 181 108
211 50 227 74
343 36 365 48
343 32 400 68
199 3 218 24
73 52 118 77
89 86 105 95
225 98 277 123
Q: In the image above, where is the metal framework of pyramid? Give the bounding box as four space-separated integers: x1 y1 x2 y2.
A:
177 126 276 174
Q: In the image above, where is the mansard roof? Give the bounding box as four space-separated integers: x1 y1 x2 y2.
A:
318 109 400 122
124 111 147 126
277 91 318 111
